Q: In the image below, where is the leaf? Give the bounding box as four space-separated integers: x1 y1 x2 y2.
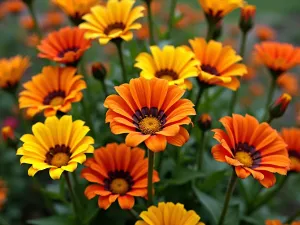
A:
27 216 75 225
241 216 261 225
224 204 240 225
164 168 205 186
198 170 227 192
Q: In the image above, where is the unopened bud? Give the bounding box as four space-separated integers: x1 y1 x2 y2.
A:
198 114 212 132
1 126 14 141
269 93 291 119
22 0 34 6
92 62 107 81
239 4 256 33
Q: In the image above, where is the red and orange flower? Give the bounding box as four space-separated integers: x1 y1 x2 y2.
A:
265 220 300 225
81 143 160 210
212 114 290 188
0 179 7 210
37 27 91 66
104 77 196 152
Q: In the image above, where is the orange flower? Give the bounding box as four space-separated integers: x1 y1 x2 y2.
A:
255 42 300 78
1 126 14 141
198 113 212 132
0 179 7 210
242 66 256 80
265 220 300 225
38 27 91 66
175 3 204 29
2 0 25 14
281 128 300 172
25 33 40 47
19 66 86 117
41 11 66 30
81 143 160 210
239 4 256 32
104 77 196 152
20 15 35 30
277 73 299 96
256 25 276 41
189 38 247 90
136 23 149 40
269 93 291 119
212 114 290 188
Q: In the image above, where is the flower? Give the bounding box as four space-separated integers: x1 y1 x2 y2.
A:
19 66 86 117
198 0 244 23
175 3 204 29
212 114 290 188
79 0 145 45
255 25 276 41
82 143 159 210
242 66 256 80
135 45 200 90
2 0 25 14
198 114 212 132
239 4 256 33
277 73 299 96
17 115 94 179
189 38 247 90
104 77 196 152
20 15 35 30
41 11 66 31
0 56 30 90
37 27 91 66
265 220 300 225
1 126 14 141
52 0 99 25
254 42 300 78
91 62 107 81
269 93 291 119
0 179 7 210
281 128 300 172
135 202 205 225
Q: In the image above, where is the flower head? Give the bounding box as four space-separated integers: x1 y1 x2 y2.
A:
104 77 196 152
265 220 300 225
1 126 14 141
135 202 205 225
212 114 290 188
19 66 86 117
0 56 30 90
254 42 300 78
2 0 25 14
239 4 256 33
91 62 107 81
0 179 7 210
82 143 159 210
198 114 212 132
189 38 247 90
255 25 276 41
277 73 298 96
269 93 291 119
135 45 200 90
79 0 144 45
281 128 300 172
198 0 244 23
37 27 91 66
17 115 94 180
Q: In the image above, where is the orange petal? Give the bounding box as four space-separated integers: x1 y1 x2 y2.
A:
145 134 167 152
125 132 150 147
259 171 276 188
235 166 251 179
166 127 189 147
118 195 135 209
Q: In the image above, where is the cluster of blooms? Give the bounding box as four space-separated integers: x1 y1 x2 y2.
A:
1 0 300 224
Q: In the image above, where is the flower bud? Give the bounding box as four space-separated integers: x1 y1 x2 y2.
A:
1 126 14 141
269 93 291 119
92 62 107 81
239 4 256 33
197 114 212 132
22 0 34 6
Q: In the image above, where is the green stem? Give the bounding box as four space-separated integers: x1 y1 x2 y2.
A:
263 78 277 121
129 208 140 220
146 1 155 45
27 2 42 39
285 209 300 224
196 131 206 170
218 169 238 225
115 40 128 83
228 32 248 115
147 150 155 206
101 80 108 98
194 86 206 115
206 20 215 41
166 0 178 39
0 216 10 225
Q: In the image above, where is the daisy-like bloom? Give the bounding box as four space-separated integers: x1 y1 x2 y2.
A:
37 27 91 66
104 77 196 152
212 114 290 188
265 220 300 225
281 128 300 172
2 0 25 14
0 179 7 210
198 0 244 23
0 56 30 90
79 0 145 45
254 42 300 78
135 45 200 90
19 66 86 117
82 143 160 210
255 25 276 41
135 202 205 225
189 38 247 90
52 0 99 25
277 73 298 96
17 115 94 180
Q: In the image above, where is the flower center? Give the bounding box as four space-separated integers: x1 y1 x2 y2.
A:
201 64 219 76
289 150 300 168
43 90 66 105
110 178 129 195
132 107 167 135
234 142 261 168
57 47 80 58
104 22 126 35
235 151 253 167
45 144 71 167
104 170 134 195
155 69 179 81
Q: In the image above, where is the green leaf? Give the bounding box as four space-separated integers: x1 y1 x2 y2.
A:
241 216 261 225
164 168 205 186
224 204 240 225
27 216 75 225
198 170 227 192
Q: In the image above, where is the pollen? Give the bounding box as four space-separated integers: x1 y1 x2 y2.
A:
139 116 161 135
110 178 129 195
51 152 70 167
235 151 253 167
50 96 64 106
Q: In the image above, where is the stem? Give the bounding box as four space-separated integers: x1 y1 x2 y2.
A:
81 100 96 138
194 86 206 115
129 208 140 220
115 40 128 83
147 150 154 206
206 20 215 41
196 130 205 170
228 32 248 115
166 0 178 39
27 2 42 39
101 80 108 98
285 209 300 224
0 216 10 225
146 1 155 45
262 78 277 121
218 169 238 225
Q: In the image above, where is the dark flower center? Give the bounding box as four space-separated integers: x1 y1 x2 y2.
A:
289 150 300 159
206 9 223 23
133 107 167 135
43 90 66 105
45 144 71 167
201 64 219 76
57 47 80 58
104 170 134 195
233 142 261 168
104 22 126 35
155 69 179 80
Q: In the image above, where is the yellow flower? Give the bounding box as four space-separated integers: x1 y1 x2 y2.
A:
135 202 205 225
79 0 144 45
135 45 200 90
17 115 94 180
